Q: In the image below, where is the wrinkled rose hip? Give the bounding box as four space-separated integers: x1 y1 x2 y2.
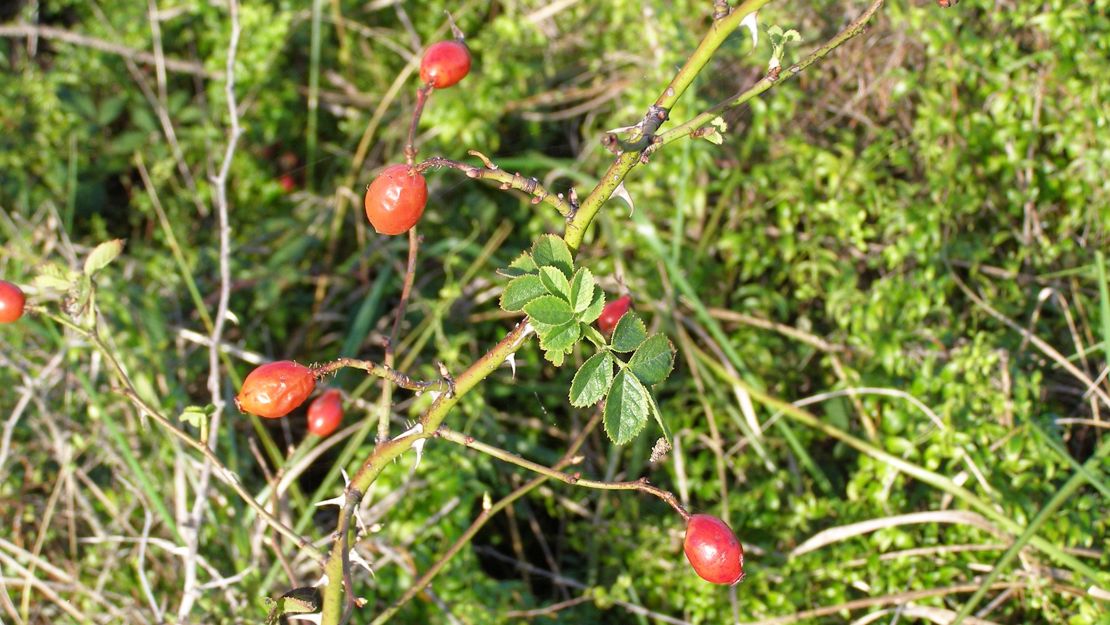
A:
236 361 316 419
683 514 745 585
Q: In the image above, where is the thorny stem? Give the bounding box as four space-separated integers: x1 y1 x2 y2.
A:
312 356 447 393
376 228 421 444
563 0 774 251
320 0 898 620
661 0 885 146
417 153 575 217
368 412 603 625
338 490 362 625
437 427 690 521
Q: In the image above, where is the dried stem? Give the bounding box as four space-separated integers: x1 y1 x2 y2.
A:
313 356 447 393
0 24 219 79
417 153 574 217
179 0 243 619
404 85 434 165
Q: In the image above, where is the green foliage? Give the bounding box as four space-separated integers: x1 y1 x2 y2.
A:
1 1 1108 624
500 237 675 443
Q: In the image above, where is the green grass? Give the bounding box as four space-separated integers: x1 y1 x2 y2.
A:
0 0 1107 623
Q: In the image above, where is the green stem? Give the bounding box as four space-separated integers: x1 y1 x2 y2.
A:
368 414 602 625
661 0 884 146
319 322 533 621
564 0 774 251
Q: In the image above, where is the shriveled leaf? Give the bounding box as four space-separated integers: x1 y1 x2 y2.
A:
83 239 124 276
569 267 595 313
532 235 573 277
500 275 547 312
569 351 615 407
604 369 649 445
701 129 724 145
539 266 571 300
628 334 675 386
33 264 77 291
524 295 574 326
611 312 647 353
539 320 581 353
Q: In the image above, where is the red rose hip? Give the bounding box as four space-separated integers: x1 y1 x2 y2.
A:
364 164 428 235
597 295 632 335
683 514 745 585
307 389 343 437
420 40 471 89
0 280 25 323
236 361 316 419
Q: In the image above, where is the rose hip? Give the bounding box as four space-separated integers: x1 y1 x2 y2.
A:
683 514 745 585
597 295 632 335
235 361 316 419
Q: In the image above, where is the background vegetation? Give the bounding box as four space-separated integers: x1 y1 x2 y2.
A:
1 0 1107 623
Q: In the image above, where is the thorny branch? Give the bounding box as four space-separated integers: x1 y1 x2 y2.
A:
313 357 451 394
367 413 603 625
320 1 906 622
417 152 576 217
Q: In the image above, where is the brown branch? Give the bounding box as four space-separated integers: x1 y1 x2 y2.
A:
416 152 575 217
312 357 448 394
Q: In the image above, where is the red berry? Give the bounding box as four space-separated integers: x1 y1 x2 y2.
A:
279 174 296 193
684 514 745 585
0 280 25 324
307 389 343 437
597 295 632 335
364 164 428 235
235 361 316 419
420 40 471 88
